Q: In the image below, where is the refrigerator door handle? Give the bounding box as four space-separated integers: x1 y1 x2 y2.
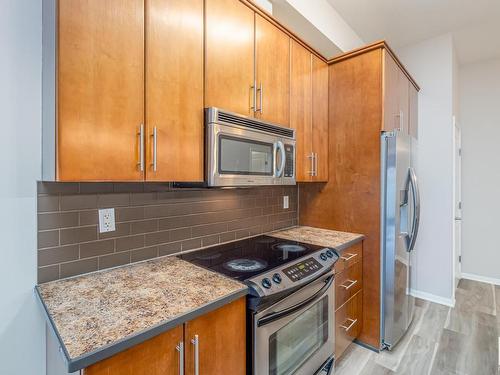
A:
408 168 421 251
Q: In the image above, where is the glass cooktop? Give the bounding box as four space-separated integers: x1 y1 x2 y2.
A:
180 235 325 281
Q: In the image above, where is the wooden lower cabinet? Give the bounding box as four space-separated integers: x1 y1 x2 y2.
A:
84 298 246 375
185 297 246 375
335 290 363 359
334 242 363 359
84 325 183 375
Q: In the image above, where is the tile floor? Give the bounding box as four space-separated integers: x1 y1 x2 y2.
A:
335 279 499 375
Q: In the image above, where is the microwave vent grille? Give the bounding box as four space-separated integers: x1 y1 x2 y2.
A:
216 111 294 138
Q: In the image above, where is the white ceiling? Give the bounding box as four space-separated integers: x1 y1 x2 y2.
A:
327 0 500 64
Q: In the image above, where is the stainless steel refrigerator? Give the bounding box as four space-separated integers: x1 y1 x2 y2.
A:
381 130 421 350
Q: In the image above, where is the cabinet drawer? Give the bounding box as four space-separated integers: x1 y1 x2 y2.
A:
335 290 362 359
334 242 362 274
335 261 362 309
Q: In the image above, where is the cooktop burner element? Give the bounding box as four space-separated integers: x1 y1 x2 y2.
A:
272 243 307 253
223 258 267 272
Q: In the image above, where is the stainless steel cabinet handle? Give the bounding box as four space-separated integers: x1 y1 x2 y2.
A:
340 279 357 290
340 253 357 262
340 318 357 332
137 124 144 172
259 82 263 113
308 153 314 176
314 153 318 177
176 341 184 375
150 126 157 172
250 82 257 112
191 335 199 375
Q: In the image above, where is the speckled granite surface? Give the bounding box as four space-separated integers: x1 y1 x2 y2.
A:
270 226 364 250
37 256 247 363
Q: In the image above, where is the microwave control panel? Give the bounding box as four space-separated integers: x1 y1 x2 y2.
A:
283 257 323 282
284 144 294 177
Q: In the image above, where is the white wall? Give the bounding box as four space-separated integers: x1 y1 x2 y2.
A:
397 34 457 304
460 58 500 282
0 0 45 374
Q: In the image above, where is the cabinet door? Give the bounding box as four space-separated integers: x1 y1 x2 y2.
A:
383 50 409 133
255 14 290 127
290 40 313 182
58 0 145 181
311 55 329 182
185 298 246 375
382 50 400 132
205 0 255 116
84 325 183 375
409 84 418 139
145 0 204 181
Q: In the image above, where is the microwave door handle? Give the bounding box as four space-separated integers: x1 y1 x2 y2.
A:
257 274 334 327
275 141 286 177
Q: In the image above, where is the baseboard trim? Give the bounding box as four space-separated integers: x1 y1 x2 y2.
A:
410 289 455 308
461 272 500 286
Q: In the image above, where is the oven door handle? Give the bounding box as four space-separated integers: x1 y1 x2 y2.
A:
257 275 334 327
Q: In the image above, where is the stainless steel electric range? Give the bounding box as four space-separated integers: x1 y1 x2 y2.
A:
181 235 339 375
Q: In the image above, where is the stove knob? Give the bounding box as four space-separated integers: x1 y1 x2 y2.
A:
272 273 282 284
261 278 272 289
320 253 328 261
326 250 334 258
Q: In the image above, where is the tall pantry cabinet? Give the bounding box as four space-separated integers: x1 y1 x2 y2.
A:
299 42 419 351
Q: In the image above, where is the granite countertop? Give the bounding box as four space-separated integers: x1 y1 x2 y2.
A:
36 256 247 372
270 226 364 251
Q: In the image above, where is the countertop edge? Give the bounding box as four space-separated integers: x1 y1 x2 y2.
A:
333 235 365 252
37 285 248 372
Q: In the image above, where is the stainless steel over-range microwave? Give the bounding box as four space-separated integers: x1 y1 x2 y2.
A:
205 108 296 187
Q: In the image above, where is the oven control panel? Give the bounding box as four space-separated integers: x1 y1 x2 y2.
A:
283 258 323 282
246 248 339 297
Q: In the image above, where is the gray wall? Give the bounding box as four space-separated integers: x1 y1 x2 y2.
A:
38 184 298 282
0 0 46 373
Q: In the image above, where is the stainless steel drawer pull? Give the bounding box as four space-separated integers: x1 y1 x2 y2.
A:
176 341 184 375
191 335 199 375
340 279 357 290
340 253 357 262
314 153 318 177
340 318 357 332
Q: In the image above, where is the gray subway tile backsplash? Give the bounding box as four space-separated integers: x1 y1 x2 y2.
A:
37 183 298 283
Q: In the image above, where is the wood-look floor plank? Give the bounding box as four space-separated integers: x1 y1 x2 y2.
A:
336 280 499 375
393 334 436 375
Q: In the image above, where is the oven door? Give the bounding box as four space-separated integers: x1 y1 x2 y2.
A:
253 269 335 375
206 122 287 186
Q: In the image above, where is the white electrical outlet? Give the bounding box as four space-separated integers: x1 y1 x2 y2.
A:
283 196 289 209
98 208 116 233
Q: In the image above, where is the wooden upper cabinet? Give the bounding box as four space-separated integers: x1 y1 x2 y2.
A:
290 40 313 182
383 50 409 133
255 15 290 127
84 325 183 375
185 298 246 375
205 0 255 116
409 84 418 139
145 0 204 181
311 55 329 182
57 0 145 181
